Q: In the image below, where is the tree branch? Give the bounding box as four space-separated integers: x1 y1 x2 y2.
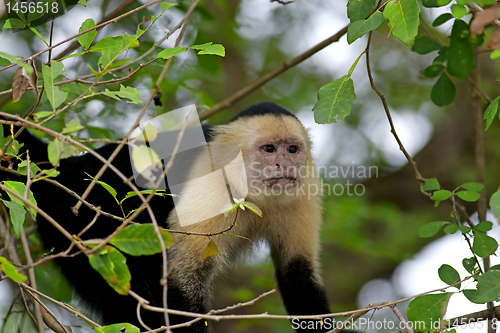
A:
198 25 349 121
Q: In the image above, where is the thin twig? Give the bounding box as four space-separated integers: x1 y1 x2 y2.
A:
53 0 138 60
19 227 44 333
23 288 71 333
471 45 494 333
21 283 101 329
0 0 164 73
129 273 474 323
390 304 413 333
365 32 425 184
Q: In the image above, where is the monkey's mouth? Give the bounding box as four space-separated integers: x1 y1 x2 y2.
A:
263 177 298 186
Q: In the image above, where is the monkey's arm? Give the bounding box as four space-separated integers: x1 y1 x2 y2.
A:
275 255 331 316
272 250 333 333
269 202 333 333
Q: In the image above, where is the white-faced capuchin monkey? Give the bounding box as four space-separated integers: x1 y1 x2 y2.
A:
8 102 337 333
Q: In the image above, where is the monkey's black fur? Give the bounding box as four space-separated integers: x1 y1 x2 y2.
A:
5 102 339 332
229 101 298 122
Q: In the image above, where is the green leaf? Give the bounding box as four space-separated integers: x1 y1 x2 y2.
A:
190 42 213 50
424 64 444 78
130 145 162 188
110 224 174 256
106 58 131 70
203 239 219 260
470 33 485 46
42 61 68 111
474 270 500 303
33 111 55 120
484 96 500 130
122 33 140 50
447 20 473 79
3 181 37 218
17 161 41 178
2 138 22 157
462 289 482 304
0 199 26 237
313 75 356 124
444 224 458 234
459 182 484 192
96 323 140 333
0 57 10 67
431 73 456 107
423 178 440 191
103 85 143 104
472 232 498 258
459 226 472 234
242 201 263 218
346 0 376 22
407 293 452 330
47 139 77 166
89 36 123 54
422 0 451 7
462 257 476 272
62 118 84 134
89 65 102 79
122 189 168 202
433 47 449 64
3 139 23 157
347 12 384 44
160 2 177 12
490 264 500 270
157 47 187 59
77 18 97 51
438 264 461 289
490 192 500 221
198 44 225 57
383 0 420 47
456 191 480 202
451 4 468 18
59 82 94 96
475 221 493 232
90 34 137 71
0 256 27 283
432 13 454 27
39 169 60 178
418 221 446 238
0 52 33 75
29 26 49 46
491 50 500 59
131 145 160 172
3 18 26 29
89 246 131 295
47 139 61 166
412 36 441 54
85 173 118 203
431 189 452 206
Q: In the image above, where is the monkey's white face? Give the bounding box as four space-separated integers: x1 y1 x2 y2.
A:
246 135 307 194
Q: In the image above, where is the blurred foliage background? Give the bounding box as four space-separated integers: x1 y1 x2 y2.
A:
1 0 500 332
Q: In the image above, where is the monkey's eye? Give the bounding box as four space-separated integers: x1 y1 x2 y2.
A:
288 146 297 154
264 145 276 153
